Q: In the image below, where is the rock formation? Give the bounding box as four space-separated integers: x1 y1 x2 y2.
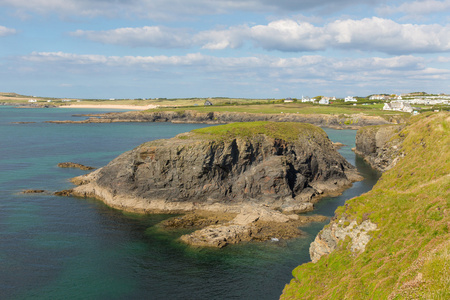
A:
57 162 96 170
71 122 360 213
46 110 393 129
68 122 362 246
354 124 404 172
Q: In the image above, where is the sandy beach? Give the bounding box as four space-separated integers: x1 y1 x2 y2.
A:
60 104 159 110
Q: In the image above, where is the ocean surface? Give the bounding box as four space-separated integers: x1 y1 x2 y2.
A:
0 106 380 300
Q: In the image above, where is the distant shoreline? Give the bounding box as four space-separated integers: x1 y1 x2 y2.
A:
59 104 159 110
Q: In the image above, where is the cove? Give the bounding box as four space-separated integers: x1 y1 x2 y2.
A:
0 107 380 300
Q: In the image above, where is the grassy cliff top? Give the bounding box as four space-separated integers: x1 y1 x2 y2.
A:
281 112 450 299
189 121 327 142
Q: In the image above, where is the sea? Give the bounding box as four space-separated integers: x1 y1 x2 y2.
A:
0 106 380 300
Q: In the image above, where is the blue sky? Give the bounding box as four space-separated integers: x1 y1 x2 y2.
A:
0 0 449 99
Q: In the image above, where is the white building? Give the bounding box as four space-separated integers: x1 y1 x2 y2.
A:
318 98 329 105
301 96 313 103
28 99 37 103
383 101 413 113
345 96 357 102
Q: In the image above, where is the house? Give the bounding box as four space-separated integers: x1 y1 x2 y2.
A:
284 98 294 103
28 99 37 103
204 100 213 106
383 101 413 113
301 96 312 103
345 96 357 102
318 98 329 105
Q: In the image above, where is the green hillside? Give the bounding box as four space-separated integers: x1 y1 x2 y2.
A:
281 112 449 299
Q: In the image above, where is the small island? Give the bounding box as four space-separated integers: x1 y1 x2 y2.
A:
64 121 362 247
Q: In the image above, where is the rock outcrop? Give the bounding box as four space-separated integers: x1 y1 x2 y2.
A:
57 162 96 170
309 218 378 263
179 205 328 248
70 122 361 215
46 110 393 129
354 124 404 172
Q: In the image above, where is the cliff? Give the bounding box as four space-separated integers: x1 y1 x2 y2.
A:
72 122 360 213
354 124 405 172
281 112 450 299
46 110 394 129
68 122 362 247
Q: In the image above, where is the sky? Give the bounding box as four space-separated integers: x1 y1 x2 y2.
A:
0 0 449 99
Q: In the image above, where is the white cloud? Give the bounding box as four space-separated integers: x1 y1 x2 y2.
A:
71 18 450 54
0 25 16 36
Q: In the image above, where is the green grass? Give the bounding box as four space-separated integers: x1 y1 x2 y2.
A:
281 112 450 299
189 121 327 142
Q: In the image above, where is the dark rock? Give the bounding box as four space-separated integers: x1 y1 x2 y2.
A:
22 189 46 194
57 162 95 170
70 122 362 214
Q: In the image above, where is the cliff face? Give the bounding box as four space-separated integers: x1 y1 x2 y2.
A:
72 122 361 214
281 112 450 299
47 110 393 129
354 124 404 172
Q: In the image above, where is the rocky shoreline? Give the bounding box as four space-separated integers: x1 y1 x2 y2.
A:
45 110 397 129
61 122 363 247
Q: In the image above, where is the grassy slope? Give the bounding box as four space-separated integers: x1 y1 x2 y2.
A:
190 121 327 142
281 112 450 299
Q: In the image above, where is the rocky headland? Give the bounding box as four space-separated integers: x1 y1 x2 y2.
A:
45 110 396 129
65 121 362 247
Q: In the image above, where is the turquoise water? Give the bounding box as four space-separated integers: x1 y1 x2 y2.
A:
0 107 380 299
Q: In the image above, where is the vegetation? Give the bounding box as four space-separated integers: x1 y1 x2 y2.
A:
281 112 450 299
189 121 327 142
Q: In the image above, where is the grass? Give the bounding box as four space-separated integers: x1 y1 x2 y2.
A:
189 121 327 142
281 112 450 299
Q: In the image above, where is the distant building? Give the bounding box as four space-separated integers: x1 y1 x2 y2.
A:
345 96 357 102
284 98 294 103
318 98 329 105
383 101 413 113
204 100 213 106
301 96 312 103
28 99 37 103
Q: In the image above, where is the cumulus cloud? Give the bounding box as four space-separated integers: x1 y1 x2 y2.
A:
248 18 450 54
0 25 16 36
0 0 383 19
73 18 450 54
